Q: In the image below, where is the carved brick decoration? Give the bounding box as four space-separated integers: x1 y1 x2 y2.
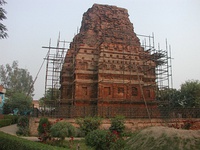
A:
60 4 159 118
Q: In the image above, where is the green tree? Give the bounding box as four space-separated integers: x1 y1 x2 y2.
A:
0 61 34 114
157 88 182 108
45 88 60 100
3 92 32 114
0 0 8 39
180 80 200 108
39 88 60 107
0 61 34 97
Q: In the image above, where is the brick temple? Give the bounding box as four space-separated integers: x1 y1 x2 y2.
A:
60 4 159 118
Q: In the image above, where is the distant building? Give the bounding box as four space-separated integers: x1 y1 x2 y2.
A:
0 85 6 114
32 100 39 109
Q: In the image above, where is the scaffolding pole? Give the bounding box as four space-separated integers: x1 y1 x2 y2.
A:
42 34 69 116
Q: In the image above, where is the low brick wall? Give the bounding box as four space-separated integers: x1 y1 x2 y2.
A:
29 117 200 136
0 114 4 119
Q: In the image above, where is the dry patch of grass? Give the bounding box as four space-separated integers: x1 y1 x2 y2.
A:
125 126 200 150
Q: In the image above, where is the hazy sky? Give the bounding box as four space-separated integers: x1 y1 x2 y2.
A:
1 0 200 99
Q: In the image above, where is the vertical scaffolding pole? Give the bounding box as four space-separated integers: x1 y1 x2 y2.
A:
43 34 69 117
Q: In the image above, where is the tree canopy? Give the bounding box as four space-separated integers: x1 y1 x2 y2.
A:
0 61 34 114
0 61 34 97
39 88 60 106
0 0 8 39
3 92 32 114
157 80 200 108
180 80 200 108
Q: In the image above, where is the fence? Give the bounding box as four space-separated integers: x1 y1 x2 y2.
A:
32 104 200 119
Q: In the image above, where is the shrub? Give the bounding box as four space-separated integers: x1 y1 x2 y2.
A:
74 127 85 137
17 116 29 128
37 118 51 142
109 138 126 150
16 127 30 136
4 115 19 124
109 115 125 137
17 116 30 136
85 129 111 150
0 131 66 150
0 119 12 127
85 129 123 150
76 116 102 135
50 121 75 141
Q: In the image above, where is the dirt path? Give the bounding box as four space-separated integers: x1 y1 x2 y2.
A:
0 124 40 141
0 124 18 136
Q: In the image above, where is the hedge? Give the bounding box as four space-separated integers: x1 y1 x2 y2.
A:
0 119 12 127
4 115 19 124
0 132 67 150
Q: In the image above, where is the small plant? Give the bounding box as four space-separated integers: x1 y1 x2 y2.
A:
16 116 30 136
76 116 102 135
109 115 125 137
37 117 51 142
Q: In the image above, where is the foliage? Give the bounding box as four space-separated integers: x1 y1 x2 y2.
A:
50 121 76 141
157 80 200 109
0 119 12 127
109 115 125 136
74 127 85 137
37 117 51 142
85 129 124 150
17 116 29 128
19 117 30 127
3 92 32 114
109 138 126 150
45 88 60 100
17 126 30 136
39 88 60 108
4 114 19 124
0 0 8 39
16 116 30 136
180 80 200 108
0 115 19 127
0 131 67 150
0 61 34 114
76 116 102 136
157 88 182 108
0 61 34 97
85 129 111 150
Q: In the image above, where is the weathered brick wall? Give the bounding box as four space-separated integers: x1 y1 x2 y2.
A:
60 4 157 118
0 114 4 119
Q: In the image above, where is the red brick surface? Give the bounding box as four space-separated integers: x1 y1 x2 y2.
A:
60 4 157 117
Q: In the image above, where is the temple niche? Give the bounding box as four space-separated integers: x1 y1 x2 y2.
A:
60 4 159 118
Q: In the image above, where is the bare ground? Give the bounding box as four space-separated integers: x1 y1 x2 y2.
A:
126 126 200 150
140 126 200 139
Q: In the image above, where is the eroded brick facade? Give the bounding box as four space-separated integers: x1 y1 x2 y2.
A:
60 4 158 118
